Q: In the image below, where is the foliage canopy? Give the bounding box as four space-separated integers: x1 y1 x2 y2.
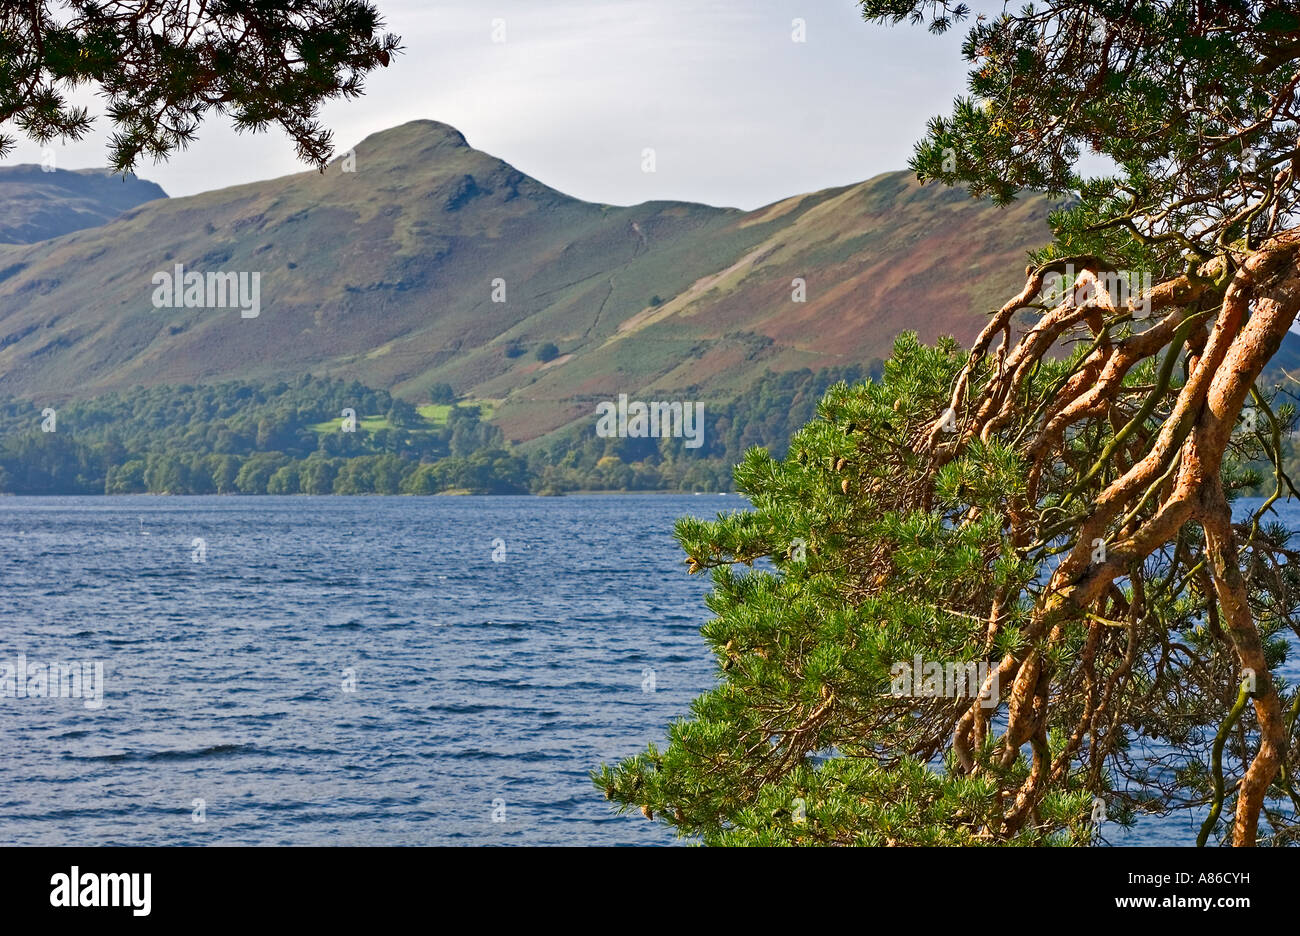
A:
0 1 400 170
598 1 1300 846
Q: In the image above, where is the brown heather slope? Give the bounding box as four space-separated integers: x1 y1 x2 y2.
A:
0 120 1062 442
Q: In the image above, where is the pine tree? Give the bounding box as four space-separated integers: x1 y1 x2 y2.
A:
597 1 1300 847
0 1 400 171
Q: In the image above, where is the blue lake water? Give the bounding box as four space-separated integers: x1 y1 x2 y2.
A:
0 494 1293 846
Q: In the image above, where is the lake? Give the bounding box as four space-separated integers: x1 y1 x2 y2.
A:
0 494 1292 846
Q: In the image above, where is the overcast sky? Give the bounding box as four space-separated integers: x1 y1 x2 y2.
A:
10 0 974 209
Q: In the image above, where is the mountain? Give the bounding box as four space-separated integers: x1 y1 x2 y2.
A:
0 165 166 245
0 120 1061 443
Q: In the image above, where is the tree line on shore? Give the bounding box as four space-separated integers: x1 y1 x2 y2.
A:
0 366 873 495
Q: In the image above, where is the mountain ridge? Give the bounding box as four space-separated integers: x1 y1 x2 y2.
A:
0 120 1062 442
0 165 167 245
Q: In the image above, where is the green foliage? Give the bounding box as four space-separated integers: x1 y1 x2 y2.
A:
596 329 1299 844
594 0 1300 848
529 365 876 493
0 2 400 170
428 383 458 406
0 367 877 495
597 336 1062 843
862 1 1300 267
0 375 527 495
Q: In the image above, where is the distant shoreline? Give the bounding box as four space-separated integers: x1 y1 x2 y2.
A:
0 489 742 498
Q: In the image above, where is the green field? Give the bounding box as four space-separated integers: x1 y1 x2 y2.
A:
306 400 495 434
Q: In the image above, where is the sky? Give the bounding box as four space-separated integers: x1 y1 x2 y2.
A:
9 0 974 209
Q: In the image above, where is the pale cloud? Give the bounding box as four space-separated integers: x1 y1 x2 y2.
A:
6 0 971 208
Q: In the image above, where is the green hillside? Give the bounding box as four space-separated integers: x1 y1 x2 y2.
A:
0 119 1061 444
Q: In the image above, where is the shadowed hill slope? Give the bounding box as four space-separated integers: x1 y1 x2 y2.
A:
0 165 166 244
0 120 1062 442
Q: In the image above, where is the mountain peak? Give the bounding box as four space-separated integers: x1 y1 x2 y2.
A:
351 119 471 156
0 123 1057 446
